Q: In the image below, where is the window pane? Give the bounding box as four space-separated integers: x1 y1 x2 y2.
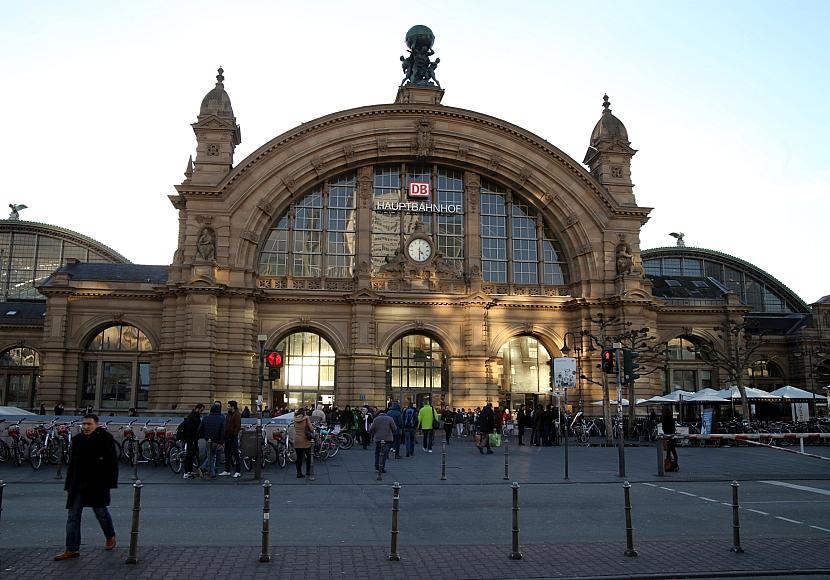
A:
101 361 133 409
137 363 151 409
82 361 98 403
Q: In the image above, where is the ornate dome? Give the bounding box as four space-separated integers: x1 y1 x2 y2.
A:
590 94 629 146
199 67 235 118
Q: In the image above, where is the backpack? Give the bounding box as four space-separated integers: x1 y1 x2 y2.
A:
175 419 188 441
403 407 416 428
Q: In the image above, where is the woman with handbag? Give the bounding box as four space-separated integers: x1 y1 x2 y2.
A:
293 409 315 478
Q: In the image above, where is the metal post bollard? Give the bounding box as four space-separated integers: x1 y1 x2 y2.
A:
259 480 272 563
510 482 523 560
125 480 143 564
388 481 401 561
623 481 638 557
503 439 510 481
377 442 386 481
656 437 665 477
54 438 65 480
309 441 316 482
441 442 447 481
730 480 744 553
0 480 5 524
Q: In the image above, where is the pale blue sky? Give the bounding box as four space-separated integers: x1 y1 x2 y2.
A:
1 0 826 302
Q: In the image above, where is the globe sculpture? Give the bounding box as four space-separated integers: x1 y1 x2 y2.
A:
400 25 440 88
405 25 435 50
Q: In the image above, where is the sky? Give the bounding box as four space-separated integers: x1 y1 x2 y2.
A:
1 0 827 303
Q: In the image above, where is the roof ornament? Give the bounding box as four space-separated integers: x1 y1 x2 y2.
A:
216 66 224 85
8 204 27 220
669 232 686 247
602 94 611 112
399 25 440 88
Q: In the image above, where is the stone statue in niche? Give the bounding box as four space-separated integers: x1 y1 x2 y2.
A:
195 227 216 261
615 240 633 276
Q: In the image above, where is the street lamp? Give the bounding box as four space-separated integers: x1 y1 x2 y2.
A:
255 333 267 480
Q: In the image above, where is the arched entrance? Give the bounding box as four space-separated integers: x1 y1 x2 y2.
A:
273 332 336 412
0 346 40 409
386 334 447 408
494 336 551 411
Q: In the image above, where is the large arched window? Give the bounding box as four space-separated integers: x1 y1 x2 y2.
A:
494 336 551 409
667 337 712 391
273 332 336 411
82 324 153 411
480 180 568 285
0 346 40 408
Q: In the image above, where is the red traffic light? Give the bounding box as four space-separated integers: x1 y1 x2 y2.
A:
265 350 283 367
601 349 615 373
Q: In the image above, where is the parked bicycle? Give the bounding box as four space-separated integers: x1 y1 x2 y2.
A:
1 419 30 466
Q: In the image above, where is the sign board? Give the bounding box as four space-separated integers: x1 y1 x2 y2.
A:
553 357 577 389
408 182 431 198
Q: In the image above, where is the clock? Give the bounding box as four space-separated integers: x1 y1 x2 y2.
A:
407 238 433 262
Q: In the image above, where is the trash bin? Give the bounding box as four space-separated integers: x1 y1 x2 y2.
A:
240 429 259 457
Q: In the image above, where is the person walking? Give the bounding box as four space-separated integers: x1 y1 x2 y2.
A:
662 405 679 471
198 402 225 479
293 409 314 478
181 403 204 479
441 407 456 444
387 401 403 458
54 401 65 416
219 400 242 478
478 402 495 454
369 408 397 473
54 413 118 560
517 404 532 445
401 402 417 457
531 404 544 446
241 405 251 418
358 407 373 449
417 399 438 452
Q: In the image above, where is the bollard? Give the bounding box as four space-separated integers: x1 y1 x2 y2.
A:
377 442 386 481
730 480 744 553
503 440 510 481
54 438 65 480
388 481 401 561
441 442 447 481
656 437 665 477
0 480 5 524
259 480 272 563
309 442 316 482
510 482 522 560
622 481 638 557
125 480 143 564
132 442 139 481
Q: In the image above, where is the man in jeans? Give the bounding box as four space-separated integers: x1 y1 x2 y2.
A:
182 403 204 479
198 402 225 478
219 400 242 478
54 414 118 560
368 408 397 473
417 399 438 452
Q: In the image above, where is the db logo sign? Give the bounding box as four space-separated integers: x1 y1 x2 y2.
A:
408 182 431 198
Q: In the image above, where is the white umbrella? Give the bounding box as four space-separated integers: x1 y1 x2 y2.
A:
768 386 818 400
686 390 730 404
717 386 773 400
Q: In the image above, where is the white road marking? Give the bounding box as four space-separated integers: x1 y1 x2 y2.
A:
642 483 657 487
747 509 769 516
810 525 830 533
761 480 830 497
775 516 803 524
699 497 718 502
721 502 732 506
659 486 675 491
677 491 696 497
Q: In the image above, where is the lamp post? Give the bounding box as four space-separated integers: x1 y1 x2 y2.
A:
256 334 267 481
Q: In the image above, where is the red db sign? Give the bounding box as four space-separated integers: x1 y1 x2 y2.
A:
408 182 431 198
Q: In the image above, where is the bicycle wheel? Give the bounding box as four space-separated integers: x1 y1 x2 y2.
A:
0 440 10 463
327 438 340 458
139 439 159 465
275 441 286 468
263 441 277 464
47 438 62 464
14 440 29 466
338 432 354 450
29 441 44 470
168 443 183 474
577 428 590 444
288 441 297 463
242 454 252 472
121 438 136 465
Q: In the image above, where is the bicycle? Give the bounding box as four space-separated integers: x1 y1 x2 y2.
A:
29 420 64 470
240 425 279 471
120 420 142 465
270 428 295 469
571 412 603 444
4 419 30 466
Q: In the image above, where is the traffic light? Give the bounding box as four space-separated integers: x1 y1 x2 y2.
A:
623 349 641 383
601 349 615 373
265 350 284 381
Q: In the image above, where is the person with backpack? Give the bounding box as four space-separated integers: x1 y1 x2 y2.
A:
441 407 456 444
387 401 404 458
402 402 417 457
478 402 495 454
180 403 204 479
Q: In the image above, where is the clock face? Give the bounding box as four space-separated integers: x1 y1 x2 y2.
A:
407 238 432 262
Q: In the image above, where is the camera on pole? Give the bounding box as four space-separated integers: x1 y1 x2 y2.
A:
623 349 641 383
601 349 615 373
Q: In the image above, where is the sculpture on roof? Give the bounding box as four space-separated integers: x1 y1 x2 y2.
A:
399 25 440 88
8 204 27 220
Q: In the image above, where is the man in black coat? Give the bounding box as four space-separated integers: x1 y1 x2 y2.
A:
182 403 205 479
478 402 495 455
517 404 532 445
54 414 118 560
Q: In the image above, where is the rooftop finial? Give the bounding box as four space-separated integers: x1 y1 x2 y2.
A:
8 204 28 220
602 94 611 112
216 66 224 85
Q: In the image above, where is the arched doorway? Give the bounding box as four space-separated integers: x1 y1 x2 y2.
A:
386 334 447 408
81 324 153 412
273 332 336 412
494 336 551 411
0 346 40 409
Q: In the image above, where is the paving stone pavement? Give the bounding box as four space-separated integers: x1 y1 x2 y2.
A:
2 538 830 579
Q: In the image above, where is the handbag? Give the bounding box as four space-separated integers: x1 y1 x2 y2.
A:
489 433 501 448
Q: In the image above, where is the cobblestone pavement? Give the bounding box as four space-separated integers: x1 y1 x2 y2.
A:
2 538 830 579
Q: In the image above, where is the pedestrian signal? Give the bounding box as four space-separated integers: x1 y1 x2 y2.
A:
601 349 615 373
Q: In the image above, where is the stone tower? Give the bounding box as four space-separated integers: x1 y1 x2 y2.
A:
583 95 637 206
190 67 242 186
